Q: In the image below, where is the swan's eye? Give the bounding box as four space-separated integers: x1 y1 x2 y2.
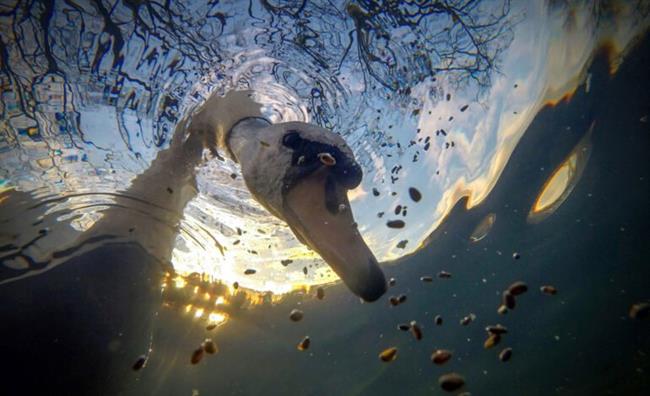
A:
318 152 336 166
282 131 302 149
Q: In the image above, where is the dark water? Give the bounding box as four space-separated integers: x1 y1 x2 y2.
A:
1 1 650 395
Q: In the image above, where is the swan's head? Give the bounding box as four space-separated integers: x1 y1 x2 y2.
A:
231 121 386 302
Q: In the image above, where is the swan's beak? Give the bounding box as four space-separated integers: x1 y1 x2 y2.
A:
283 166 387 302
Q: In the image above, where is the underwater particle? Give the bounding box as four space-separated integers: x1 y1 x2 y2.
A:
499 347 513 362
244 269 256 275
460 105 469 112
446 93 451 101
398 294 407 304
191 347 204 365
439 372 465 392
281 259 293 266
434 315 443 325
431 349 452 365
230 173 237 179
629 302 650 319
289 309 304 322
206 323 217 331
540 285 558 295
420 276 433 282
469 213 496 243
260 141 270 147
502 291 516 310
316 287 325 300
373 188 380 196
507 281 528 296
438 270 452 279
410 321 423 340
389 277 396 287
233 282 239 290
398 323 411 331
379 347 398 362
460 315 474 326
202 339 218 354
338 203 347 212
389 296 399 306
132 355 147 371
297 336 311 351
394 205 402 215
377 211 385 218
497 305 508 315
396 240 408 249
512 252 521 260
303 266 308 275
386 220 405 229
166 187 173 194
485 324 508 335
408 187 422 202
483 333 501 349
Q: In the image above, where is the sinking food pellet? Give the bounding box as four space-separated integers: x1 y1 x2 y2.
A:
439 372 465 392
431 349 452 365
499 347 513 362
289 309 304 322
132 355 146 371
379 347 398 362
507 281 528 296
191 347 204 365
297 336 310 351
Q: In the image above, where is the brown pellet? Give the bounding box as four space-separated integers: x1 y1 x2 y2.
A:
629 302 650 319
398 294 407 304
289 309 304 322
420 276 433 282
379 347 398 362
540 285 558 295
397 323 410 331
439 372 465 392
460 314 475 326
410 321 423 340
297 336 310 351
132 355 147 371
483 333 501 349
502 290 516 310
389 277 396 286
408 187 422 202
485 324 508 335
431 349 452 365
438 270 452 279
386 220 405 229
499 347 513 362
434 315 443 325
244 269 256 275
497 305 508 315
507 281 528 296
202 339 218 354
206 323 217 331
316 287 325 300
191 347 204 365
389 296 400 306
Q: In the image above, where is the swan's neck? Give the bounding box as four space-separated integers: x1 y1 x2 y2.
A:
228 117 272 163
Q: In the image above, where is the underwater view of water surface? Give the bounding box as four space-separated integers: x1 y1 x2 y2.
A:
1 0 650 394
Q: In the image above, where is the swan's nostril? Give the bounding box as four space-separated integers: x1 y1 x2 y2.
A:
318 152 337 166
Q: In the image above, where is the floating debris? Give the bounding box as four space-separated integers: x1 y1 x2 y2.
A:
438 271 452 279
540 285 558 295
408 187 422 202
289 309 304 322
132 355 147 371
434 315 443 325
398 294 407 304
497 305 508 315
410 321 423 340
297 336 311 351
379 347 398 362
460 314 476 326
202 339 218 354
244 269 256 275
191 347 204 365
281 259 293 266
508 281 528 296
206 323 217 331
629 302 650 319
431 349 452 365
439 372 465 392
502 291 516 310
485 324 508 335
499 347 513 362
398 323 411 331
420 276 433 282
396 240 408 249
316 287 325 300
484 333 501 349
387 220 406 229
512 252 521 260
389 277 396 287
